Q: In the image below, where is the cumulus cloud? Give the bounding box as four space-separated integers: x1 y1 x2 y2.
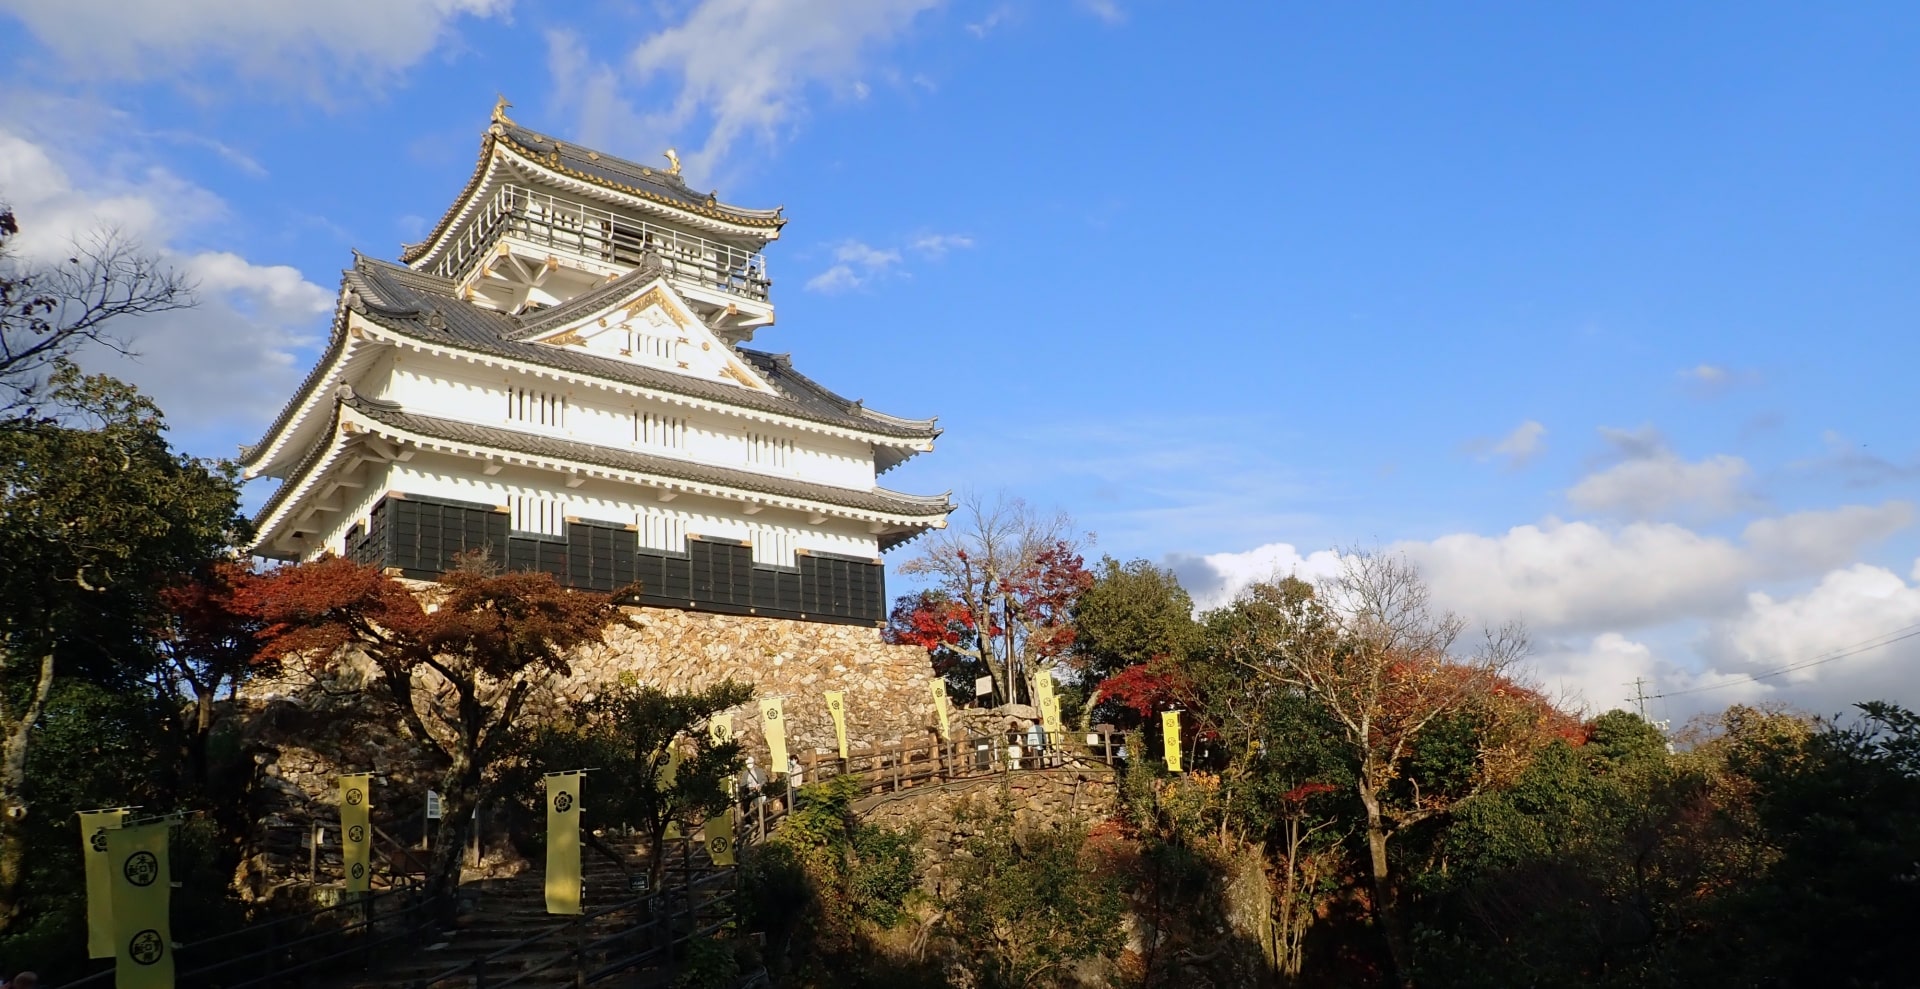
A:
549 0 940 181
804 233 970 293
0 127 331 437
1177 501 1912 639
1566 426 1752 520
1167 542 1346 611
0 0 509 87
1697 561 1920 714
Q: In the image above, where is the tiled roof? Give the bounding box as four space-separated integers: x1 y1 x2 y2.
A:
341 392 952 519
344 256 939 439
399 116 782 266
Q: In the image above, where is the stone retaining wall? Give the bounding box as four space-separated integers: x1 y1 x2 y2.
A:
240 604 938 838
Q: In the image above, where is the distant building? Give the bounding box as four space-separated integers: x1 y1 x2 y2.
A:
242 102 950 627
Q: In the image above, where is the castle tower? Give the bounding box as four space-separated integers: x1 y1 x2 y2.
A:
240 102 951 628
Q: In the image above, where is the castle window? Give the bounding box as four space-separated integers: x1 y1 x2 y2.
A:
634 411 687 450
509 494 565 536
639 509 686 553
747 431 793 470
752 524 794 567
506 387 567 428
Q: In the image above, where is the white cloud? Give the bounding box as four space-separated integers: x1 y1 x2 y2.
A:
1467 419 1546 467
0 0 510 86
1169 542 1347 611
967 4 1015 38
0 127 331 436
1079 0 1126 24
909 233 974 258
550 0 941 181
1179 501 1912 639
1743 502 1916 575
1401 520 1754 633
804 233 969 293
1679 363 1759 398
1566 426 1751 520
1698 561 1920 714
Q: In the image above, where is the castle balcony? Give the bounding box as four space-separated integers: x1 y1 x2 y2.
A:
429 184 772 303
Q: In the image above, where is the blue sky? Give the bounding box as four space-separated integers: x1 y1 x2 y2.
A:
3 1 1917 721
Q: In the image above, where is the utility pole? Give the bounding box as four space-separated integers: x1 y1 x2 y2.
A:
1627 677 1651 720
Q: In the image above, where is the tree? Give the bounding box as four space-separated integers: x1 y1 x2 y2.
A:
1220 555 1527 987
0 369 244 932
1072 557 1200 683
891 494 1092 706
243 555 631 898
0 207 189 422
526 679 753 890
156 560 271 788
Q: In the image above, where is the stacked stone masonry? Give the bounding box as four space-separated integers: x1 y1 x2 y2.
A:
242 605 941 818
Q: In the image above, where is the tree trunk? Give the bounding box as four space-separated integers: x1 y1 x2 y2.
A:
1360 787 1414 988
426 756 482 910
0 652 57 933
186 686 215 788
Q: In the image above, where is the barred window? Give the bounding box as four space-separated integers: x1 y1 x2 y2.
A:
506 387 567 428
509 494 565 536
746 431 793 470
634 411 687 449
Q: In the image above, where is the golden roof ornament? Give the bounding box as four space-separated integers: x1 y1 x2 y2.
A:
663 148 682 177
491 94 514 125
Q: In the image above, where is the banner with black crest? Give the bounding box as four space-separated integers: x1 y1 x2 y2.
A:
106 820 173 989
546 771 584 915
338 773 373 893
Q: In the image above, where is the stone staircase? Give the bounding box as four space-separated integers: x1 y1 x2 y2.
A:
327 833 727 989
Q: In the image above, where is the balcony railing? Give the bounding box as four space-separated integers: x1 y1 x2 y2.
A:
430 184 771 302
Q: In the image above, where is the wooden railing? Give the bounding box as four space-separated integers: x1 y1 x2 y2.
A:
431 184 772 302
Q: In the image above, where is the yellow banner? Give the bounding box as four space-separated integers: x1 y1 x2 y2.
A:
1162 710 1183 772
703 809 736 866
1035 671 1063 737
709 712 733 747
825 691 849 760
106 821 172 989
931 681 951 741
760 697 788 771
662 739 683 790
659 741 683 840
79 809 127 959
546 772 583 915
338 774 372 894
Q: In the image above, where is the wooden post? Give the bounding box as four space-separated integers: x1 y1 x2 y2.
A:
309 821 320 883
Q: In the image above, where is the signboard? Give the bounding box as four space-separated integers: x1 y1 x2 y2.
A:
974 676 995 696
425 790 443 820
628 874 650 893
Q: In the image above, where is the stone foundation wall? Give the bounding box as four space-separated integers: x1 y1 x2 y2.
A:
241 605 939 819
857 768 1120 894
555 606 942 762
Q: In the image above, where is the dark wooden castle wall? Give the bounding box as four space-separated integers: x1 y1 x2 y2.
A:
342 493 886 626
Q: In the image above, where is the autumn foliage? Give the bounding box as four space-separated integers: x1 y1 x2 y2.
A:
240 554 631 895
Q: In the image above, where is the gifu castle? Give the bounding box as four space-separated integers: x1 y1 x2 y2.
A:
241 101 952 628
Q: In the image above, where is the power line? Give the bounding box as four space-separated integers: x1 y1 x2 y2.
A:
1646 621 1920 700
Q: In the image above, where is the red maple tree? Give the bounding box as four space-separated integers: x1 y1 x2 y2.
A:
239 554 629 897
